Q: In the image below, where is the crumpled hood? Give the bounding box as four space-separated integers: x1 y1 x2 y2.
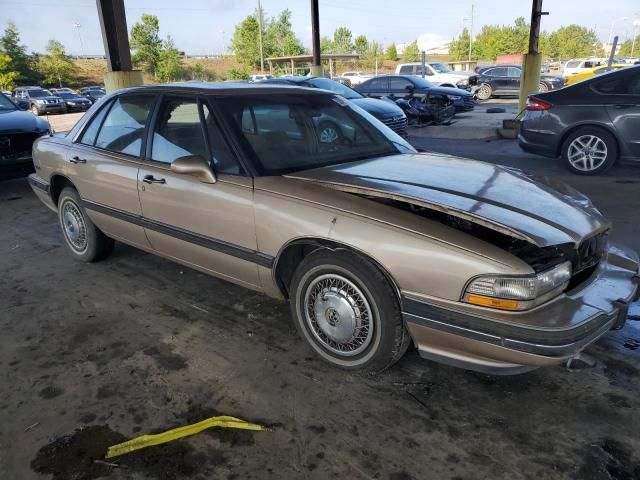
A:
285 153 610 247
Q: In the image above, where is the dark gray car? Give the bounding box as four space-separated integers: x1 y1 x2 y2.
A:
519 65 640 175
12 87 66 116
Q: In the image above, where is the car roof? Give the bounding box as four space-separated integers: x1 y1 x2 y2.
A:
106 81 331 97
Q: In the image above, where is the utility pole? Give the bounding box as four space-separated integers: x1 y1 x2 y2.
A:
219 29 225 55
608 36 618 67
468 4 474 62
73 22 84 57
257 0 265 72
310 0 322 76
518 0 548 112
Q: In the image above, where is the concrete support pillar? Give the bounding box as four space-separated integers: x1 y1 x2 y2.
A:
104 70 144 92
518 53 542 111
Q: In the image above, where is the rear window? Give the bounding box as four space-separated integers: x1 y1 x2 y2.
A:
592 70 640 95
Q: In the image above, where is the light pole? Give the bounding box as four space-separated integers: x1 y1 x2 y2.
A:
219 30 225 55
462 4 474 64
608 17 628 45
73 22 84 57
257 0 265 73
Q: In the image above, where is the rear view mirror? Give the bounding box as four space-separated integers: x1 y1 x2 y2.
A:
171 155 216 184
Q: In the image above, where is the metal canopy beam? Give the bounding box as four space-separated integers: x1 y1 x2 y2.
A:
96 0 132 72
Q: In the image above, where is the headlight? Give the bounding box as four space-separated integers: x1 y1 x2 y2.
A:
456 79 469 87
463 261 572 310
34 99 45 104
448 95 462 101
68 102 76 105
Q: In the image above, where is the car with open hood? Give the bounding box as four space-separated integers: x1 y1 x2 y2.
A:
27 82 639 375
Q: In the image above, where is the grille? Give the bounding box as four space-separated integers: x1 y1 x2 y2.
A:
0 132 39 160
382 115 408 136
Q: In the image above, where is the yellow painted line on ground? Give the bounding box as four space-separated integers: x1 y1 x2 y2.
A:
106 416 267 459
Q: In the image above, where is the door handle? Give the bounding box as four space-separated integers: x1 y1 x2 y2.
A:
142 175 166 184
70 156 86 164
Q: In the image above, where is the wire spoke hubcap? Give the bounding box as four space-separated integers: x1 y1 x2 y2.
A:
304 274 373 356
62 201 87 252
568 135 607 171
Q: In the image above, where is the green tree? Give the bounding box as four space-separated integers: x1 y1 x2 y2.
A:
546 25 603 60
0 53 19 90
402 41 420 62
231 15 262 67
354 35 368 56
155 37 184 82
36 40 76 87
449 27 471 60
363 41 383 69
264 9 304 57
130 14 163 74
332 27 353 54
191 62 207 80
0 22 38 84
385 42 398 61
320 36 334 54
618 35 640 56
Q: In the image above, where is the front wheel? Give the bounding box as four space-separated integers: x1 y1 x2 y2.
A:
475 83 492 101
31 104 41 116
58 187 114 262
561 126 618 175
289 250 410 373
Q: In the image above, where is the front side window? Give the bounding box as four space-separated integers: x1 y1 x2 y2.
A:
151 97 208 164
366 77 387 90
94 95 154 156
218 94 411 176
490 67 508 77
507 67 521 78
202 102 244 175
389 77 413 90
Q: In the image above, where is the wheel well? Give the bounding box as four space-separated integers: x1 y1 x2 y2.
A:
274 239 401 302
49 175 75 206
555 124 622 158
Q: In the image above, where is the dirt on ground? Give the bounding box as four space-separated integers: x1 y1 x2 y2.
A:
1 147 640 479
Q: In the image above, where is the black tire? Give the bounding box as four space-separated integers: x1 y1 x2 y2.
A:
58 187 114 262
561 126 618 175
31 104 41 116
476 83 492 101
289 249 410 373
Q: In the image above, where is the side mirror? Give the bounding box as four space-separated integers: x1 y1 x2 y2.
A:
171 155 216 184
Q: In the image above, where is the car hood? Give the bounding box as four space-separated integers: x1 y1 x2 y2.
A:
0 109 49 132
349 97 404 117
285 153 609 247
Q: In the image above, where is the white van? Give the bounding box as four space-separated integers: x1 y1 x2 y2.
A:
563 59 605 77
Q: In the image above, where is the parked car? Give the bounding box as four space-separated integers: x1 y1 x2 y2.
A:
0 93 50 178
12 87 66 116
79 86 106 104
395 62 479 90
27 83 639 374
565 64 629 85
250 74 273 82
4 92 29 110
563 58 605 77
334 71 374 86
263 76 408 137
50 87 75 95
519 66 640 175
475 65 565 100
56 91 92 112
356 75 475 112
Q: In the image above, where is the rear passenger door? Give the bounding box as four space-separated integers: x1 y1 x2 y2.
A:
506 67 522 93
68 94 155 249
137 95 261 288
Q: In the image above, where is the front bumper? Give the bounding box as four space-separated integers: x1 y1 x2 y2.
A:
34 104 66 114
403 244 640 375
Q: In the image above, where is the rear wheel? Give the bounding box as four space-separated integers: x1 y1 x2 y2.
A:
561 126 618 175
476 83 492 101
538 82 549 93
58 187 114 262
289 250 410 373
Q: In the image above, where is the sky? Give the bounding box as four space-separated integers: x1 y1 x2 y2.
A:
0 0 638 55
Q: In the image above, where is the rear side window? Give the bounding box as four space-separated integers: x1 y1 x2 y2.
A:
79 101 112 146
367 77 387 90
94 95 154 157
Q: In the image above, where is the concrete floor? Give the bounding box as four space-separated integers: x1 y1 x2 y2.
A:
1 139 640 480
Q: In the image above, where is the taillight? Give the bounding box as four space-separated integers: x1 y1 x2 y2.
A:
526 97 552 111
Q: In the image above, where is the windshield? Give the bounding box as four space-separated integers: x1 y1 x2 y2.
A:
0 94 17 110
409 76 435 88
429 63 450 73
28 89 52 98
218 94 407 175
91 90 106 97
307 78 362 99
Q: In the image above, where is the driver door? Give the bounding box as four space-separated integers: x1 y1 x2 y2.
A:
137 95 261 289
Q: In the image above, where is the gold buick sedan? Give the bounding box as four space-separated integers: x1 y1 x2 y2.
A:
28 83 640 374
